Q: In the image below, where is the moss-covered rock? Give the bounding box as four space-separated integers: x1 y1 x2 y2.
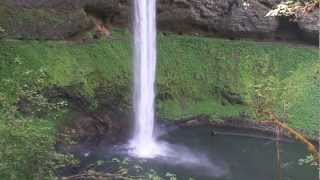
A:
0 0 93 40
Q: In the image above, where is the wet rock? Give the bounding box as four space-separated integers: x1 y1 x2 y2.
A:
220 89 244 105
67 110 127 145
43 86 131 145
177 115 211 127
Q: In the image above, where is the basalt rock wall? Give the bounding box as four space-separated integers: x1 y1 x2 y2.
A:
0 0 318 44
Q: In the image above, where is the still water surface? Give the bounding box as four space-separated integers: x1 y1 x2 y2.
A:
77 126 317 180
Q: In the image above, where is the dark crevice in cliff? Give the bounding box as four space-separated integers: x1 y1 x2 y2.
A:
275 16 317 45
84 5 110 24
42 86 131 146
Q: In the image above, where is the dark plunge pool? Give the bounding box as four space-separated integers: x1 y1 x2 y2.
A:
73 126 318 180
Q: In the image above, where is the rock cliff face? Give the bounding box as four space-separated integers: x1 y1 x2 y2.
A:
157 0 279 38
296 10 319 44
0 0 318 44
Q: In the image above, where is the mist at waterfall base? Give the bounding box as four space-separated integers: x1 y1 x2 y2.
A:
128 0 227 177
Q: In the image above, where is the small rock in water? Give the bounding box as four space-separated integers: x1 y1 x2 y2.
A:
84 152 91 157
211 130 217 136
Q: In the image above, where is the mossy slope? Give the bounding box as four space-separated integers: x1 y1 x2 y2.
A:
0 30 318 137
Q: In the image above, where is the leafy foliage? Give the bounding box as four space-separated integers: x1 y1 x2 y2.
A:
250 56 282 118
0 116 77 180
0 101 78 180
298 155 319 168
0 61 78 180
267 0 319 17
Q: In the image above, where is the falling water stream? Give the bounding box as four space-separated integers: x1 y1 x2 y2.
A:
130 0 160 158
129 1 224 171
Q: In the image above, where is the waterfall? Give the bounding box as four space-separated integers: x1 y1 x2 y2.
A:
128 3 228 176
130 0 160 158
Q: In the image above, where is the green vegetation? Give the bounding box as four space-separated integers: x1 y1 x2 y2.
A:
157 34 319 138
0 29 318 178
0 114 78 180
0 67 77 179
267 0 319 17
0 29 318 135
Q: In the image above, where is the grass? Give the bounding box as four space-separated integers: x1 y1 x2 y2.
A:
0 29 318 137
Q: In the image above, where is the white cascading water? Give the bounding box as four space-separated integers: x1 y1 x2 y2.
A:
128 1 229 177
130 0 161 158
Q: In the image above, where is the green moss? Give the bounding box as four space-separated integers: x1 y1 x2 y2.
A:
158 100 247 121
0 30 318 137
0 107 78 180
10 9 62 27
281 62 320 137
156 34 318 136
0 2 10 28
0 1 91 39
